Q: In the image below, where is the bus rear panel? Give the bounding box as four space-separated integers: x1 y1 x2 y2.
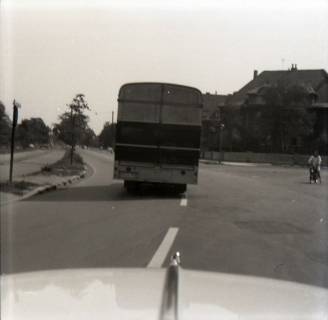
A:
114 83 202 187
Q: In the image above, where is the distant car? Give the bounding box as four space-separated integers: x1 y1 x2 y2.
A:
28 143 35 149
107 147 114 153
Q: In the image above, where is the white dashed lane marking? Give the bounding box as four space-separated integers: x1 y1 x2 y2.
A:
180 193 188 206
147 227 179 268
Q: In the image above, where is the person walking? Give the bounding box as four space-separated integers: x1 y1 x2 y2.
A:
308 150 322 183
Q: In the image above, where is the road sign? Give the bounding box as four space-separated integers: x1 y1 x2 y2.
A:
12 100 21 127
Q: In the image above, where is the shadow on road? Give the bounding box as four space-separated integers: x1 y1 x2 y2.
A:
24 182 182 202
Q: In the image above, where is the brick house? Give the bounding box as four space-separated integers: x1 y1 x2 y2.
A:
222 66 328 153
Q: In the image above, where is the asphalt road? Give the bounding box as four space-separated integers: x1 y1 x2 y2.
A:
0 149 65 182
1 149 327 288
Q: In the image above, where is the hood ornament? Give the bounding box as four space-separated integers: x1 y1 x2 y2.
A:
170 251 181 266
160 252 181 320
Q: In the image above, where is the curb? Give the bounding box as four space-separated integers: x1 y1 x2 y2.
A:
1 169 87 206
33 169 87 195
200 159 328 169
199 160 220 165
199 159 272 167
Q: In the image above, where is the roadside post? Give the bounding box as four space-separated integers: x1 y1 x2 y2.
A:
9 100 21 183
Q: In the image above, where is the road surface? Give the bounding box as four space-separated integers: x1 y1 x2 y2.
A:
0 149 65 182
1 149 327 288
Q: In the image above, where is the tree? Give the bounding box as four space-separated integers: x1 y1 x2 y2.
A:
81 127 98 147
54 112 89 145
0 101 12 148
54 94 90 163
220 107 244 151
98 122 116 148
259 84 315 153
16 118 50 148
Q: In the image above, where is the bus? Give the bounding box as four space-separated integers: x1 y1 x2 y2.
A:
114 82 203 193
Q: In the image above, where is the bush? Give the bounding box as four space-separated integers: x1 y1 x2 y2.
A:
41 150 85 176
61 150 84 165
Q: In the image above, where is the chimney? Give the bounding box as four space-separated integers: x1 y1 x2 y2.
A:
291 64 297 71
253 70 258 79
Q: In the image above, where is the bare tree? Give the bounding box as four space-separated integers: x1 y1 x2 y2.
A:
55 94 90 164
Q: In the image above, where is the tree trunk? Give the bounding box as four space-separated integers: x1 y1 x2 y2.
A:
70 108 74 165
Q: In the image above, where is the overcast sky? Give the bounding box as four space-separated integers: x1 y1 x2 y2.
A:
1 0 328 133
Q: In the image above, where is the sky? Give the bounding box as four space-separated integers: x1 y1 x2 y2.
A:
1 0 328 134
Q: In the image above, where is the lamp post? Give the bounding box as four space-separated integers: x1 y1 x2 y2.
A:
218 123 225 164
111 111 115 148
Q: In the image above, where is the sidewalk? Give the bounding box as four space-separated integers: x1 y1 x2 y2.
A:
0 148 87 206
0 149 65 182
0 149 47 164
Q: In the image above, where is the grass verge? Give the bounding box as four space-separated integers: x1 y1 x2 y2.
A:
41 150 85 176
1 150 85 196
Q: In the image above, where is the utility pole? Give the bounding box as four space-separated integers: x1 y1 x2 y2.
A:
111 111 114 147
9 100 21 183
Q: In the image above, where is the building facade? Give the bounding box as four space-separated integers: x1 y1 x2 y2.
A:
220 66 328 153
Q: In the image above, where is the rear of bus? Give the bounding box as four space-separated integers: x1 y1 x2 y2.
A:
114 82 202 193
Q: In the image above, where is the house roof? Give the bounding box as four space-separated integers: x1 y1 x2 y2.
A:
226 69 328 107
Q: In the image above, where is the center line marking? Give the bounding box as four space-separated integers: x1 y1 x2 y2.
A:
180 194 187 206
147 227 179 268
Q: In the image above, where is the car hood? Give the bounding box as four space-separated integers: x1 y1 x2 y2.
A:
1 268 328 320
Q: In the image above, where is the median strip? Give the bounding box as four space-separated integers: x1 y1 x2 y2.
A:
0 150 87 206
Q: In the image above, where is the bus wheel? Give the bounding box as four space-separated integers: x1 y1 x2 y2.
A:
174 184 186 194
125 181 138 194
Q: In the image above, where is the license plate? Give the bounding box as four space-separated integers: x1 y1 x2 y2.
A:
120 172 137 179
